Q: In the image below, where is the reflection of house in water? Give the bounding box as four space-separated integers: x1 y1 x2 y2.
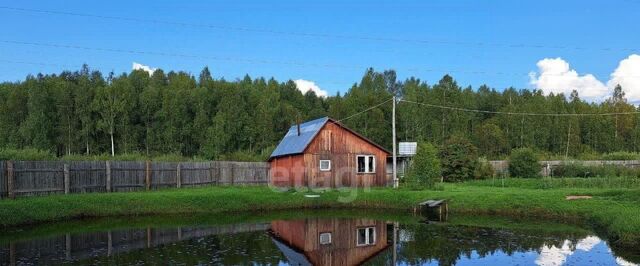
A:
270 218 389 266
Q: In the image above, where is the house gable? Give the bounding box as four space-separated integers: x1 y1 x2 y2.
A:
269 117 389 160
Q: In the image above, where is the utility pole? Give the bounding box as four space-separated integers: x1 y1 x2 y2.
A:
393 95 398 188
392 222 399 265
565 122 571 160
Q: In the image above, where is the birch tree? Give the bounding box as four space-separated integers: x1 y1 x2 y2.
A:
93 72 128 156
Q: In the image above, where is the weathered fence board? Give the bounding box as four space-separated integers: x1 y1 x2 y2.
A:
13 161 65 197
0 160 269 199
181 162 215 187
213 161 269 185
150 162 179 188
0 161 6 198
69 161 107 194
110 161 145 192
490 160 640 177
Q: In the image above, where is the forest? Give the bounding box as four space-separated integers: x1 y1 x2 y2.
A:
0 65 639 161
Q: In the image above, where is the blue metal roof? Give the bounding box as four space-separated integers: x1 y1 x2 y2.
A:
270 117 329 159
271 237 312 266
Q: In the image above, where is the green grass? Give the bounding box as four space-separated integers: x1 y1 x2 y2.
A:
0 183 639 249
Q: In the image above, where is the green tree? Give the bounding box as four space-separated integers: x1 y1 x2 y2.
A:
508 148 540 178
0 82 28 148
406 142 441 188
3 65 640 161
74 65 102 155
19 75 57 151
473 122 508 158
93 72 129 156
439 136 479 182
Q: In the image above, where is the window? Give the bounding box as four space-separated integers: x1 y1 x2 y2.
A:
357 227 376 246
319 232 332 245
319 160 331 171
356 155 376 173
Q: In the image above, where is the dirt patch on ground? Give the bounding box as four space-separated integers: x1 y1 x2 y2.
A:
566 195 593 200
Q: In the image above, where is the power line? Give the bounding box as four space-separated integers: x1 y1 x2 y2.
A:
6 40 639 79
0 59 358 86
337 98 393 123
0 59 79 69
400 99 640 116
0 40 355 69
1 6 637 53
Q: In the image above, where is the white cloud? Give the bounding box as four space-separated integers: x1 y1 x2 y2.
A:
534 236 603 266
575 236 601 252
530 55 640 104
294 79 328 98
608 54 640 105
617 257 639 266
535 240 574 266
132 62 157 75
529 58 608 101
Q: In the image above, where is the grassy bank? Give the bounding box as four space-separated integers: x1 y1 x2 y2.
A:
0 183 639 248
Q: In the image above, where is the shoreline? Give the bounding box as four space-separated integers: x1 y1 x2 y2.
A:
0 185 639 249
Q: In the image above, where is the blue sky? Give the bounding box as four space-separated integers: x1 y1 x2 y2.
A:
1 0 639 99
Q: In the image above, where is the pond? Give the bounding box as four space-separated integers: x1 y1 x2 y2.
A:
0 210 637 265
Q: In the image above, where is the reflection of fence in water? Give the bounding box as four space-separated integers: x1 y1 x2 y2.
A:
0 223 269 265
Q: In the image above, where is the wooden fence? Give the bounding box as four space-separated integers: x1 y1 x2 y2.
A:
489 160 640 177
0 160 269 199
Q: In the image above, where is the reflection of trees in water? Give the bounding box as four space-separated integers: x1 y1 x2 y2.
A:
3 220 638 265
367 224 589 266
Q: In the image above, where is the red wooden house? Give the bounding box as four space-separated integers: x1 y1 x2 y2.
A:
269 117 390 188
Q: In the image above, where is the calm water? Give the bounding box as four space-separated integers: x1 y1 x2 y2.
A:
0 212 638 266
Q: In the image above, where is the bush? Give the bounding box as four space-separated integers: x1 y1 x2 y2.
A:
553 163 640 178
474 157 495 179
0 148 55 161
509 148 540 178
439 136 479 182
552 162 591 178
219 150 266 162
406 142 441 189
602 152 640 161
61 153 148 161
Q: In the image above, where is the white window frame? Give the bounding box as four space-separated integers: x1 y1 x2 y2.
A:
319 160 331 171
319 232 332 245
356 227 376 246
356 155 376 174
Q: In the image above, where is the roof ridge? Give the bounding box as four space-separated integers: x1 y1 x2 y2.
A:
269 116 389 160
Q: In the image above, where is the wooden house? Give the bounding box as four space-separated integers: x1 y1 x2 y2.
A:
270 218 389 265
269 117 390 188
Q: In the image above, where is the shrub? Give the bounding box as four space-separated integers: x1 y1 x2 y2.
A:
439 136 479 182
406 142 441 189
576 151 600 160
509 148 540 178
219 150 266 162
553 163 640 178
0 148 55 161
602 152 640 161
552 162 591 178
474 157 495 179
